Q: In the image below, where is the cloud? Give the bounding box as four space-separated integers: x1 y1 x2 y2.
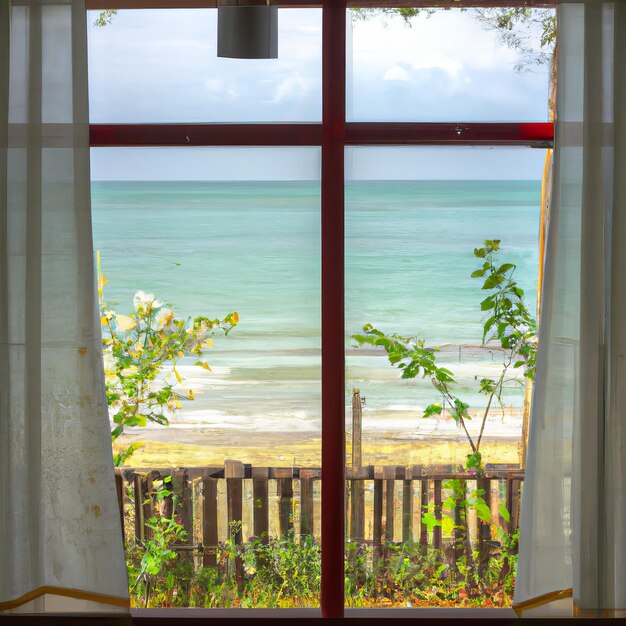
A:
272 75 315 102
205 78 222 93
383 66 411 82
411 53 463 79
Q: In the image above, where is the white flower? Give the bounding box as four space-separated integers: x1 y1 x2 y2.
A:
133 290 163 311
155 307 174 329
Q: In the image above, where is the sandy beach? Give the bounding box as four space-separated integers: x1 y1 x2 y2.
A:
114 406 523 468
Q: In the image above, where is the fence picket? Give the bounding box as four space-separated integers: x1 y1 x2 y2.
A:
202 476 218 568
433 479 442 552
300 475 314 538
402 477 412 544
115 462 523 578
277 478 293 536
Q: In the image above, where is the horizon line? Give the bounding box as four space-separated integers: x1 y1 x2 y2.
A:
90 178 543 183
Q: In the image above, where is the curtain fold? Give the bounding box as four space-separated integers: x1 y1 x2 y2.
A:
0 0 129 613
515 0 626 617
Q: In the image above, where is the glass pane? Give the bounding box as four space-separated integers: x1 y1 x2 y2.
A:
344 146 545 608
347 8 553 122
92 147 321 608
88 9 322 122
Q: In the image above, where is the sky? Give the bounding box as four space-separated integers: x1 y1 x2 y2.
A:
87 8 552 181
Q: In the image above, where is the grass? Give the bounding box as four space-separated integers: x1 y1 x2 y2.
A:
126 533 517 609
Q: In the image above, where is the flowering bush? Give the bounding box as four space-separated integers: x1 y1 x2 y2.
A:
98 261 239 466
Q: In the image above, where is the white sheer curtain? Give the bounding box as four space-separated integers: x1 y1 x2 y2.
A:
515 1 626 617
0 0 129 613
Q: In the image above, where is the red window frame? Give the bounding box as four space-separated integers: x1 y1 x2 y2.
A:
87 0 555 618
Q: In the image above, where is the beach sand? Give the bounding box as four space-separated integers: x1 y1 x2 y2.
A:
114 412 523 468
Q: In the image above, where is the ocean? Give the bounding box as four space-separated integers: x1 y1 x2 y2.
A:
91 180 540 440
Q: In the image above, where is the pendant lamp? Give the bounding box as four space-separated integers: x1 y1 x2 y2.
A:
217 2 278 59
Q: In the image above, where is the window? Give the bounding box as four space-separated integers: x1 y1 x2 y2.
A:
344 147 543 606
87 0 554 616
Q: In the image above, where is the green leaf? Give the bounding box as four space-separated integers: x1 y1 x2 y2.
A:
435 367 455 383
423 403 443 418
421 510 441 533
480 296 496 311
466 451 482 470
482 274 502 290
441 516 456 535
474 497 492 523
471 269 486 278
443 496 457 509
499 502 511 523
483 315 496 341
497 263 515 275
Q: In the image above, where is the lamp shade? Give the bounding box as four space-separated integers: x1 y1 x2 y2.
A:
217 6 278 59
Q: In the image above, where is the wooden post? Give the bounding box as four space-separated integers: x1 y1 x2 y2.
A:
520 371 533 468
419 478 429 548
174 469 192 543
384 474 395 543
225 460 244 591
143 474 154 541
492 480 503 534
160 474 174 521
115 470 125 546
510 478 522 531
373 478 383 563
252 467 269 540
133 474 146 541
277 477 294 536
202 476 218 568
505 478 513 534
402 475 413 544
300 471 315 539
433 479 443 552
350 389 365 541
351 388 362 466
454 479 467 566
477 477 492 575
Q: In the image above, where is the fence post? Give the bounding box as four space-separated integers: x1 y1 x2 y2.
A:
420 477 429 549
133 473 152 542
506 478 521 533
477 476 492 576
173 469 192 543
252 466 269 540
300 470 315 539
225 460 244 591
402 469 413 544
453 479 467 568
384 466 395 544
350 390 365 541
433 479 443 553
115 470 125 546
202 475 218 568
373 474 383 565
277 475 294 536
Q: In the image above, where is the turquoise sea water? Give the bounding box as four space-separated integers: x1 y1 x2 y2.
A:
91 180 540 432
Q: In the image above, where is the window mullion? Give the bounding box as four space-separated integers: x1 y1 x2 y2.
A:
321 0 346 618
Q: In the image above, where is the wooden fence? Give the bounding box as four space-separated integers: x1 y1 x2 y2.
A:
114 461 524 567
